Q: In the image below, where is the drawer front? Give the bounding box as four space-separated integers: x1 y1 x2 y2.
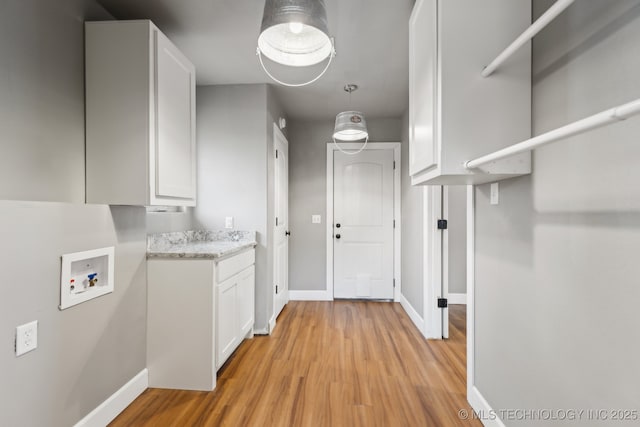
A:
216 248 255 283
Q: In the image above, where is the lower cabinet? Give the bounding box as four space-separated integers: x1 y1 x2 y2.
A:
216 265 255 369
147 248 255 391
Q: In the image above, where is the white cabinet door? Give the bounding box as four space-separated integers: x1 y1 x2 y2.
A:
85 20 196 206
216 277 238 369
409 0 438 176
237 266 255 337
154 29 196 201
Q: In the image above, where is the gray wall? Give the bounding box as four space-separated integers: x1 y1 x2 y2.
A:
288 117 402 292
447 186 467 295
0 1 155 425
400 110 424 313
474 0 640 424
0 0 102 203
193 84 273 331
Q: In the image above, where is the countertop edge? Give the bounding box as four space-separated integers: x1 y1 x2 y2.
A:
146 241 257 260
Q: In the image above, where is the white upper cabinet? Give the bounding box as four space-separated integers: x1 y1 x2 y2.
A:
409 0 532 185
85 20 196 206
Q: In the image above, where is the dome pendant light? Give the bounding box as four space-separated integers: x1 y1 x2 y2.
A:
333 84 369 155
257 0 336 87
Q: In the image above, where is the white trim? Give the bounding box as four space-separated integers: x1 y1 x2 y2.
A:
463 185 502 425
272 123 289 328
400 294 424 335
442 186 449 339
326 142 402 301
289 290 333 301
468 386 506 427
74 369 148 427
268 313 277 335
422 186 444 339
448 293 467 305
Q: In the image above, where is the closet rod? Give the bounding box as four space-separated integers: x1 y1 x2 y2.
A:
481 0 575 77
465 98 640 169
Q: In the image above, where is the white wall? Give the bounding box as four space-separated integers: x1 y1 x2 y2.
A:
287 118 402 293
474 0 640 423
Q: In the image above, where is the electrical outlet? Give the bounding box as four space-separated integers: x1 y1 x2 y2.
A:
312 215 321 224
490 183 499 205
225 217 234 229
16 321 38 356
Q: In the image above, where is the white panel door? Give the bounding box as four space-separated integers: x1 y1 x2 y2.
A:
273 126 289 319
334 150 395 299
154 29 196 200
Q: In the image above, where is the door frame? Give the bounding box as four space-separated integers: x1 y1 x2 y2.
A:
271 123 289 333
326 142 402 302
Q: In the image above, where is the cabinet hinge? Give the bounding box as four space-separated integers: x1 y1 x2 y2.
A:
437 219 448 230
276 285 279 294
437 298 448 308
276 149 278 159
393 219 396 228
393 161 396 170
276 217 278 226
393 279 396 288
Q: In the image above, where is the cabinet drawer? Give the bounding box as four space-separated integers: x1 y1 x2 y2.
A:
216 249 255 283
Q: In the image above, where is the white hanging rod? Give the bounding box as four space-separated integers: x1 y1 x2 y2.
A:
481 0 575 78
465 98 640 169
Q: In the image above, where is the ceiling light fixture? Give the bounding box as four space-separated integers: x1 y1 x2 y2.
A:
333 84 369 155
257 0 336 87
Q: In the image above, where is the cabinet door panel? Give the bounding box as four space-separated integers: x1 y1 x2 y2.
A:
216 278 238 369
237 266 255 337
409 0 438 176
154 29 196 200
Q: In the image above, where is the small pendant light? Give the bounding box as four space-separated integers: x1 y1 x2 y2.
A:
333 84 369 155
257 0 336 87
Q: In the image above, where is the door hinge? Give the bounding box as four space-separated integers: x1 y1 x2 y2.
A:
437 298 448 308
393 219 396 228
393 279 396 288
276 217 279 226
437 219 448 230
393 161 396 170
276 149 278 159
276 285 279 294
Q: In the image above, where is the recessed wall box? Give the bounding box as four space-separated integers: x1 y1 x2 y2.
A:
60 247 115 310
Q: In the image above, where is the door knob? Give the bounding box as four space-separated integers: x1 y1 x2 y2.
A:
335 234 341 239
285 231 290 236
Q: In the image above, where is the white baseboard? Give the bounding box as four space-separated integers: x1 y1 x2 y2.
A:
400 293 424 335
468 385 505 427
448 293 467 305
268 314 276 334
74 368 148 427
289 290 333 301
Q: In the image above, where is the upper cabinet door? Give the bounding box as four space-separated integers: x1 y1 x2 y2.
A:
409 0 438 177
154 30 196 201
85 20 197 206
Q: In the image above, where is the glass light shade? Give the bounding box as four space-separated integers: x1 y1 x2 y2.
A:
333 111 369 141
258 0 332 67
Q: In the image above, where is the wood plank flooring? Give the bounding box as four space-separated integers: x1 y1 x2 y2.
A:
110 302 479 426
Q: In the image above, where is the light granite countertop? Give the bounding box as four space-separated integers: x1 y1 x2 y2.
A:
147 230 256 260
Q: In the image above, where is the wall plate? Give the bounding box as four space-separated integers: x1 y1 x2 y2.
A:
60 247 115 310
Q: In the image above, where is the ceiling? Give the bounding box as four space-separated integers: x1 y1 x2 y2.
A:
96 0 414 120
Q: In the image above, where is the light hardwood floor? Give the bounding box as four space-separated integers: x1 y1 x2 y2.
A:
111 302 480 426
